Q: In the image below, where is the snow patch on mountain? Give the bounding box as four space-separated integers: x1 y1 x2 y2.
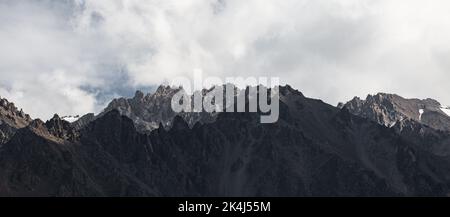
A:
419 109 424 121
62 115 80 123
441 107 450 117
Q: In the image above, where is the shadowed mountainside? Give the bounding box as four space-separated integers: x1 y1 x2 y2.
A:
0 86 450 196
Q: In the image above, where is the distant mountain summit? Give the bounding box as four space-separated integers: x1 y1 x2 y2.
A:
99 85 228 132
101 85 186 131
343 93 450 132
0 97 32 144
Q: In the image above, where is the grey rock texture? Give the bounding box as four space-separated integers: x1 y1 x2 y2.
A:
98 85 217 132
343 93 450 157
0 86 450 196
0 97 32 145
344 93 450 131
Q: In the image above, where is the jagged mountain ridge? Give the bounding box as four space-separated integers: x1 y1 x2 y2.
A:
0 97 32 145
89 84 251 133
343 93 450 156
343 93 450 131
0 86 450 196
94 85 219 132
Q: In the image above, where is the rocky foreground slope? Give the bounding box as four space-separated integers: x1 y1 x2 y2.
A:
0 86 450 196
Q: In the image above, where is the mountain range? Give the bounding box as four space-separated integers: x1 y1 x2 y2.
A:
0 85 450 196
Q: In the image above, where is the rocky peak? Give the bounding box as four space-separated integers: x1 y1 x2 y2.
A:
45 114 78 141
28 119 51 138
344 93 450 132
0 97 33 145
144 85 183 103
0 97 32 128
16 114 79 144
279 84 304 97
133 90 145 101
154 85 180 96
98 85 216 132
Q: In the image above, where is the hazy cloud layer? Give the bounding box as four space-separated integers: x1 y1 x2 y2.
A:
1 0 450 119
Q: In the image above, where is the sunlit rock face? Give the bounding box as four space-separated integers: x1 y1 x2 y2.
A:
344 93 450 132
0 97 32 145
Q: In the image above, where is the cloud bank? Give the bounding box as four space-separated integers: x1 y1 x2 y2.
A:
1 0 450 119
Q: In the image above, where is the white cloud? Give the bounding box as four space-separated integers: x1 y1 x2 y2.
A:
1 0 450 119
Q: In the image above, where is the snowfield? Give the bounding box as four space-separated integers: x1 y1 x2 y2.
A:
62 116 80 123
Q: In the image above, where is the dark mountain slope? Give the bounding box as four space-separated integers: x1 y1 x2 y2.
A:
0 86 450 196
143 86 450 196
0 114 157 196
0 119 100 196
343 93 450 157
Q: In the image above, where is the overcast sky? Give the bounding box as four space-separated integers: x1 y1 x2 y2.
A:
1 0 450 120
